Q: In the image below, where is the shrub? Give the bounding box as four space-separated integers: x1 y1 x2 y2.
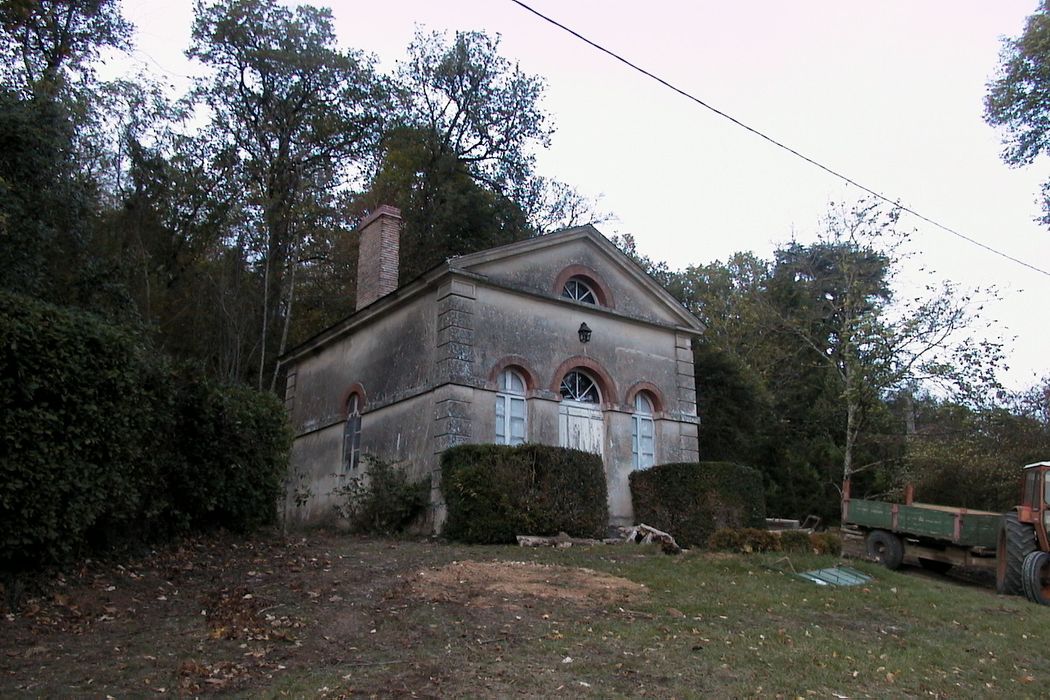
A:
777 529 814 553
442 444 608 544
0 291 291 576
334 457 429 534
629 461 765 548
0 292 155 570
164 377 291 533
707 528 843 557
811 532 842 556
707 527 779 553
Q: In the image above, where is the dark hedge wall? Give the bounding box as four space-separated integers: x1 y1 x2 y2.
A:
441 444 608 544
629 461 765 548
0 292 291 574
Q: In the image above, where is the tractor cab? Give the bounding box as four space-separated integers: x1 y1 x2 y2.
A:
1018 461 1050 549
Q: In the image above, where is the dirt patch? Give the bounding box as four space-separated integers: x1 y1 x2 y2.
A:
1 534 655 697
405 559 647 608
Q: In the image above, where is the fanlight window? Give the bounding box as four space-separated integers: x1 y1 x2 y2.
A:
496 369 527 445
560 370 600 403
632 392 655 469
562 277 597 305
343 394 362 471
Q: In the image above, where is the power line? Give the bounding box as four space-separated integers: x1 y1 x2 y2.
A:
508 0 1050 279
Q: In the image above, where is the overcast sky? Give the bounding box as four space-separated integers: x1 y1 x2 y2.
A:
112 0 1049 391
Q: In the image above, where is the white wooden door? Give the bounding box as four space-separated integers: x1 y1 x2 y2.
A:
559 401 604 456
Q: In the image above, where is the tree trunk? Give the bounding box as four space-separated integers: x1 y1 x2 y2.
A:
843 397 858 484
257 251 270 391
270 246 299 393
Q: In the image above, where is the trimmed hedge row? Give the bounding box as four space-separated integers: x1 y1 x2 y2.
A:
708 527 842 556
441 444 608 544
629 461 766 548
0 292 290 573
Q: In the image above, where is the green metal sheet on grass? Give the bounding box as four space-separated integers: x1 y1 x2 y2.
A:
796 566 873 587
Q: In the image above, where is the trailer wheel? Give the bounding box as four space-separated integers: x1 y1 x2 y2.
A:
866 530 903 569
918 558 952 574
1022 551 1050 605
997 512 1037 595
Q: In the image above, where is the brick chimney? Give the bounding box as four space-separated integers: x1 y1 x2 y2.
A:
355 205 401 310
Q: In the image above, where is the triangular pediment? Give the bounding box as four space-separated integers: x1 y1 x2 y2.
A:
451 225 704 332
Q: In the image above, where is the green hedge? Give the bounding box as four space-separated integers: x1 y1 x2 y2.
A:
629 461 765 548
707 527 780 553
1 292 156 569
707 527 842 556
0 292 290 573
162 378 291 533
441 444 608 544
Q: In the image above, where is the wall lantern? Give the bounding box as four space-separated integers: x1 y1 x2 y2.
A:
578 322 592 344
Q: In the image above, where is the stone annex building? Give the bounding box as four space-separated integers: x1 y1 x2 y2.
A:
281 206 705 530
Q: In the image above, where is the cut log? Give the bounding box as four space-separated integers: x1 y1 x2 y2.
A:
516 532 601 548
624 524 682 554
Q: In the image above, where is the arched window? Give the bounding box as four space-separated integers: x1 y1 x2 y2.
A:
560 370 601 403
562 277 597 305
632 392 655 469
496 369 527 445
343 394 362 471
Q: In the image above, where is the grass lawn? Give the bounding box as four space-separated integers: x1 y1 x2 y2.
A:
2 531 1048 697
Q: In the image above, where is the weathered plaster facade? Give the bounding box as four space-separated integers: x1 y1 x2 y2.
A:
282 210 704 530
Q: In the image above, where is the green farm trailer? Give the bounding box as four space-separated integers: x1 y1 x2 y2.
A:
841 480 1000 572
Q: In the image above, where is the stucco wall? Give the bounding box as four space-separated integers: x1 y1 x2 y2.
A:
453 282 698 525
464 237 683 327
284 296 439 526
284 233 702 531
471 284 690 412
288 300 436 435
283 391 439 526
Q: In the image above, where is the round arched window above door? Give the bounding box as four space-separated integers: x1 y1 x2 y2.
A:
560 370 601 403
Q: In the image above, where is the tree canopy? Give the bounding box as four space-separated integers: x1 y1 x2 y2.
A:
619 199 1009 520
985 0 1050 226
393 29 551 199
189 0 386 387
0 0 132 98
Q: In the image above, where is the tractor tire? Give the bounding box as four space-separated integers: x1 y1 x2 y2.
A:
866 530 904 570
1022 551 1050 605
997 511 1037 595
918 558 952 574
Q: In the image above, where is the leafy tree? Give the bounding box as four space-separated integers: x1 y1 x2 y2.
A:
0 0 132 98
188 0 385 388
985 0 1050 226
0 0 135 308
781 205 998 487
98 122 262 380
691 341 772 465
393 29 550 199
899 392 1050 512
620 200 1003 519
766 200 1004 486
614 235 835 519
518 176 611 234
359 126 532 282
367 27 603 271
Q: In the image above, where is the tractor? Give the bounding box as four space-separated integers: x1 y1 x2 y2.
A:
997 461 1050 604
